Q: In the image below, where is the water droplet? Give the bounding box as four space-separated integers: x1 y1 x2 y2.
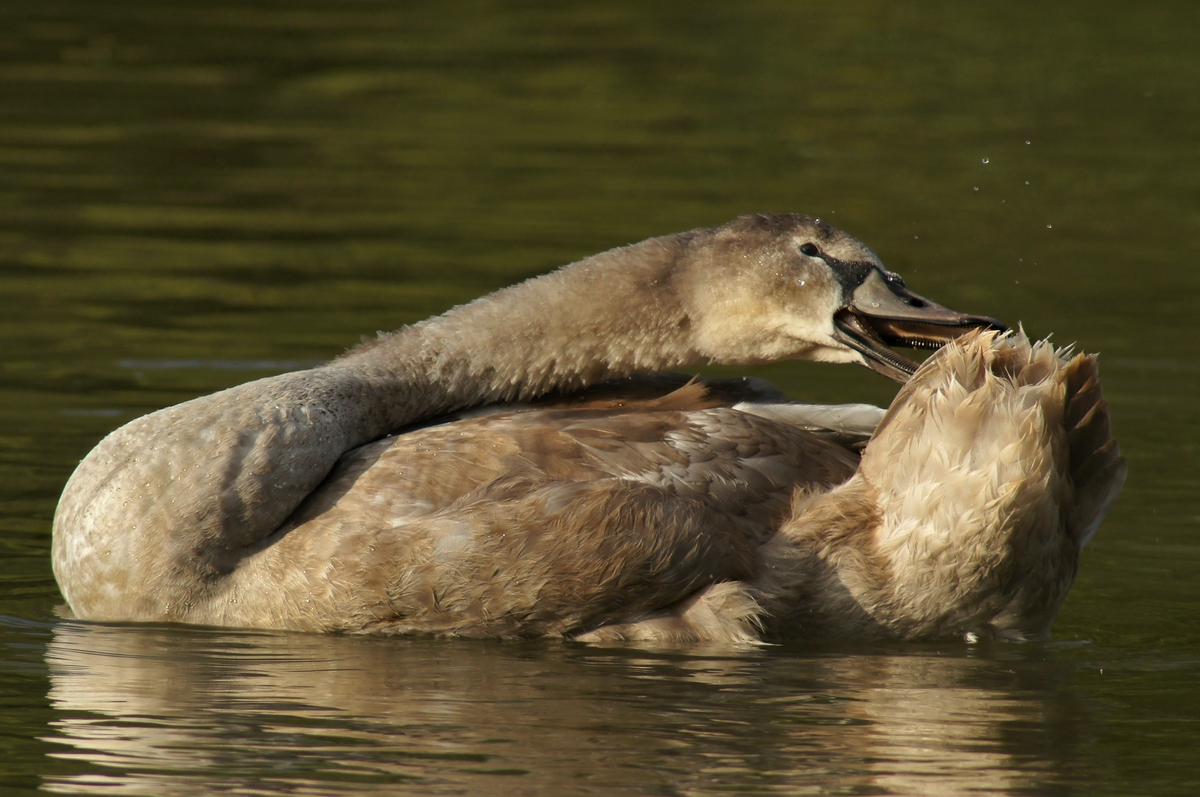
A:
1025 140 1031 145
913 235 919 240
982 157 989 164
796 279 806 287
973 186 979 191
1025 180 1030 185
1047 224 1052 229
871 302 880 308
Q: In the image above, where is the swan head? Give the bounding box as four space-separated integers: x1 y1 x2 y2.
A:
681 213 1006 381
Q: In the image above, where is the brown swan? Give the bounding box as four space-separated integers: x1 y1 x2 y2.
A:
51 213 1125 642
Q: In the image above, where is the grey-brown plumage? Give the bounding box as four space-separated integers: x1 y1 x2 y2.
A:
218 380 861 635
51 214 1122 643
576 333 1126 644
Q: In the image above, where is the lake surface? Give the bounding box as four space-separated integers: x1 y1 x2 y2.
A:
2 1 1199 794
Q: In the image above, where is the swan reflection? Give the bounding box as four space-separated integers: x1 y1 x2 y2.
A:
44 622 1077 795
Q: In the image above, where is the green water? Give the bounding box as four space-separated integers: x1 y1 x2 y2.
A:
2 1 1198 794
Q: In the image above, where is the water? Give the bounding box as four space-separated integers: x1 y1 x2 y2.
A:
3 1 1199 794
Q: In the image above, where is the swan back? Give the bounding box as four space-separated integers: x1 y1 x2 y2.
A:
213 382 862 635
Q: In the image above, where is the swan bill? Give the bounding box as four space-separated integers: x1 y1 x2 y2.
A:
833 268 1008 383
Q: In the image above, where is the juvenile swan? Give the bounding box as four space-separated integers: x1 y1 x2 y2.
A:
52 213 1122 641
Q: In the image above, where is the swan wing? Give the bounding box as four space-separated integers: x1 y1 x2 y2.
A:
227 402 858 637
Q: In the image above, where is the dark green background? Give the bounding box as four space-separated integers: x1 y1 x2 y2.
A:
2 2 1197 794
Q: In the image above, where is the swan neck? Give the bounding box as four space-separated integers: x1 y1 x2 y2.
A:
337 231 701 436
52 227 705 622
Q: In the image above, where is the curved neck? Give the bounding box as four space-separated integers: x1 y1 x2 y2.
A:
53 228 710 621
332 230 703 442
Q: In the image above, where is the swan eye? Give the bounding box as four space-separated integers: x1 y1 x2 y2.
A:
799 243 821 257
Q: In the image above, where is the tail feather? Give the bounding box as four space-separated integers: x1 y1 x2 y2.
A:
1060 354 1126 547
765 331 1126 641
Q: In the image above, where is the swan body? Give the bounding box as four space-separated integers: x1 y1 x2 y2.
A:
51 213 1124 642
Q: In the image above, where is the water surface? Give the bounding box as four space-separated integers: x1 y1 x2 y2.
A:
2 1 1198 794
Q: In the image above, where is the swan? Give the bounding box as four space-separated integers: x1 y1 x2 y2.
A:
51 213 1125 642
